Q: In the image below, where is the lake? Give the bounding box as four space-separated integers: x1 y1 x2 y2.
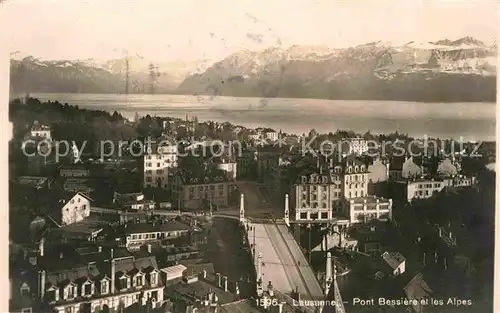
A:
13 93 496 141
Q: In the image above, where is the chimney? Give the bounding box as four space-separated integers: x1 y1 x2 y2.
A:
222 276 228 292
39 270 46 300
278 302 284 313
267 281 274 297
39 238 45 257
110 249 115 294
216 273 221 287
98 246 102 253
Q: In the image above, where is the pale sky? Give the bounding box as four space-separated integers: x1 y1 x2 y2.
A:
1 0 497 62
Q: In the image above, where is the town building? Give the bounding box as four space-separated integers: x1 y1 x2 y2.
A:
213 155 237 180
32 248 165 313
346 137 369 155
293 157 369 221
30 122 52 141
122 220 191 251
143 141 178 189
59 164 92 178
112 191 155 211
348 196 392 224
263 128 279 142
404 178 452 202
177 171 231 210
59 192 93 226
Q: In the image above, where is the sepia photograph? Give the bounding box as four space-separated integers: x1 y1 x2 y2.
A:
3 1 497 312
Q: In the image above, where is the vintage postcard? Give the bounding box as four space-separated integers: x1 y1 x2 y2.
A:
3 1 497 313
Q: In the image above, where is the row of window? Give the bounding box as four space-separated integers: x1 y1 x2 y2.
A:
145 169 166 174
417 183 442 189
46 273 159 303
129 231 180 240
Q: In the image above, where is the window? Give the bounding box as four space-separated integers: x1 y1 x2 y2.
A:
77 198 80 203
300 213 307 219
66 285 75 299
101 281 108 294
120 277 129 290
135 275 144 287
150 272 158 285
321 212 328 219
20 285 30 297
83 283 92 296
146 177 152 182
156 163 161 167
71 199 75 204
46 289 56 302
146 162 152 167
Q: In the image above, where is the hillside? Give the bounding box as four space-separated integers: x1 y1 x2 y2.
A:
177 37 496 102
9 37 496 102
9 57 209 94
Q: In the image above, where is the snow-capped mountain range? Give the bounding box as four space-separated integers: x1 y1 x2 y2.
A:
9 36 496 102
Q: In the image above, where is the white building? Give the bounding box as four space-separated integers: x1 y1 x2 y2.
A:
347 137 369 155
406 179 451 202
264 130 279 142
30 122 52 141
348 196 392 224
60 192 92 226
38 250 165 313
143 142 178 189
123 221 191 251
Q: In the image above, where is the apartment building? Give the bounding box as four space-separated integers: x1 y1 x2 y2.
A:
406 178 452 202
348 196 392 224
59 192 93 226
35 250 165 313
143 141 178 189
341 158 370 199
113 192 155 211
178 171 230 210
346 137 369 155
123 221 191 251
30 122 52 141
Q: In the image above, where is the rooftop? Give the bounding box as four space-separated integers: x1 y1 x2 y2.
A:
55 216 104 235
349 196 392 205
381 251 406 270
123 221 192 235
16 176 51 189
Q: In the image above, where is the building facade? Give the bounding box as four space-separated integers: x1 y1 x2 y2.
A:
348 196 392 224
347 137 369 155
61 192 92 226
38 252 165 313
123 221 191 251
30 123 52 141
143 142 178 189
406 179 451 202
180 175 230 210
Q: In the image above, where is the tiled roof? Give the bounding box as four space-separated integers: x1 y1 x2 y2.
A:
381 251 406 270
46 265 101 287
403 272 433 303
